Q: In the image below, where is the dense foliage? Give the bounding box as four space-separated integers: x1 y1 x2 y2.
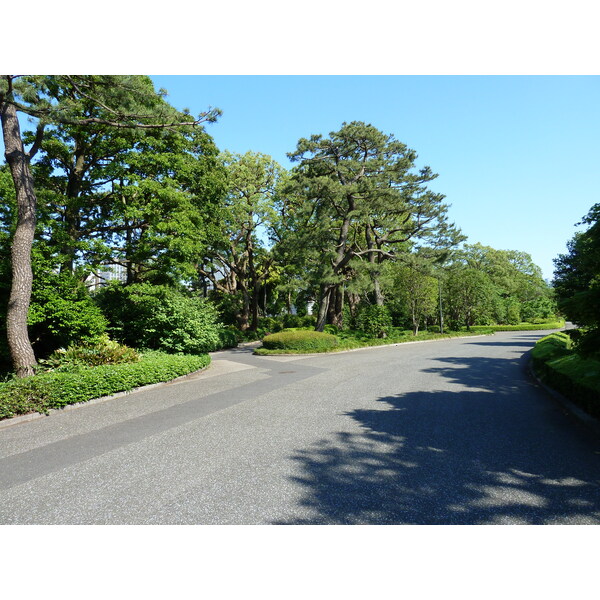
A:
0 75 560 386
553 203 600 358
262 330 339 352
531 332 600 420
94 283 228 354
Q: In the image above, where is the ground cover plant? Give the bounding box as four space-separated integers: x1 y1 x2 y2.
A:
0 351 210 420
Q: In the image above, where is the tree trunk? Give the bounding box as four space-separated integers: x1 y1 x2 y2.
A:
1 97 38 377
373 277 385 306
236 288 251 331
315 284 332 332
331 285 344 329
250 280 260 331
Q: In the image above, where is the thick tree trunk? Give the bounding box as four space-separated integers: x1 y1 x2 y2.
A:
1 98 38 377
329 285 344 329
315 284 332 332
373 277 384 306
236 288 251 331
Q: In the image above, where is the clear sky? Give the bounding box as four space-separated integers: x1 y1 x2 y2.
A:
150 75 599 281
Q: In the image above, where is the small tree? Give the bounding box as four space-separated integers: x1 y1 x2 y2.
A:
391 263 438 335
445 267 495 330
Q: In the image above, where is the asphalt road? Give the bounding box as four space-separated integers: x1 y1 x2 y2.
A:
1 330 599 524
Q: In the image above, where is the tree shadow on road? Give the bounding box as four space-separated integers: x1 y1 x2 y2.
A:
275 353 600 525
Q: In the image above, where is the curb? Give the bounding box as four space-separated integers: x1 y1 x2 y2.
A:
528 359 600 438
0 364 211 431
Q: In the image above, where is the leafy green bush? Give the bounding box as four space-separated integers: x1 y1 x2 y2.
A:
262 330 338 352
95 283 225 354
259 316 284 333
27 267 108 358
467 321 565 332
38 335 140 371
0 351 210 420
531 332 600 419
505 300 521 325
217 328 239 349
355 305 392 338
531 331 572 363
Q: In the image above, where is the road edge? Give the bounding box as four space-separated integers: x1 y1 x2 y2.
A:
0 364 211 431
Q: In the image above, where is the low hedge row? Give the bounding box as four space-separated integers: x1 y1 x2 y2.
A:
531 332 600 420
262 330 339 352
468 321 565 332
0 351 210 420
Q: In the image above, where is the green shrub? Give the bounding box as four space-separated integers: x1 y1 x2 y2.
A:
95 283 224 354
355 305 392 338
27 267 107 358
506 300 521 325
262 330 338 352
217 328 239 349
531 331 572 363
259 316 284 333
38 335 140 372
467 321 565 332
0 351 210 420
531 332 600 419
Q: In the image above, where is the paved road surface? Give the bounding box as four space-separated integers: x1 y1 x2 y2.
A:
1 330 599 524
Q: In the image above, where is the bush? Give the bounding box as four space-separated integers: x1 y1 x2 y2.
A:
259 316 284 333
0 351 210 420
262 330 339 352
531 331 572 363
27 268 108 358
38 335 140 372
95 283 225 354
355 305 392 338
217 328 239 349
531 332 600 419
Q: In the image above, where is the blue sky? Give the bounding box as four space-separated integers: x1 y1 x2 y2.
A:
151 75 600 280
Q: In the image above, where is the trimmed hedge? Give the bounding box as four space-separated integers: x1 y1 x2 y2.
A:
468 321 565 333
262 330 339 352
0 351 210 420
531 332 600 420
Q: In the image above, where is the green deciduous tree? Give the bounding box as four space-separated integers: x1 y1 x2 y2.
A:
445 267 495 330
199 151 286 331
390 261 438 335
553 203 600 357
0 75 219 376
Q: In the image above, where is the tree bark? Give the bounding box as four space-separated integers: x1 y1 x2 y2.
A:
315 284 333 332
1 95 38 377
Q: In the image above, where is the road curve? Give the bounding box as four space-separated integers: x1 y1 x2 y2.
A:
1 330 599 524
